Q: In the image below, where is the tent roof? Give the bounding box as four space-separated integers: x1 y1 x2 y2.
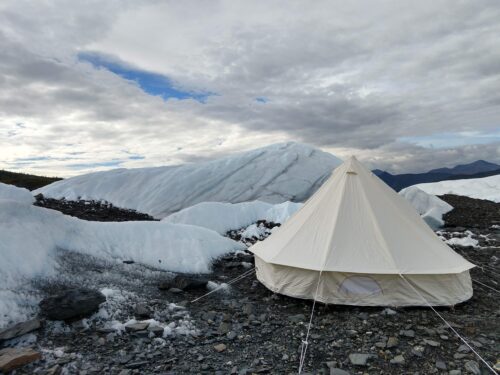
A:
249 156 475 274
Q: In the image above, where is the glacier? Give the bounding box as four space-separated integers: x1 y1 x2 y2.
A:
399 186 453 229
35 142 342 218
412 174 500 203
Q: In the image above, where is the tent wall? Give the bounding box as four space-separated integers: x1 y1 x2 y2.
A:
255 256 472 306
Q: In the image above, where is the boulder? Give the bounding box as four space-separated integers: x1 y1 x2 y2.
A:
0 318 41 341
39 288 106 321
0 347 41 372
159 275 209 291
133 303 151 318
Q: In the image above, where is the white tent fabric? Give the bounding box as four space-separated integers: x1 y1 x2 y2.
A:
249 157 474 306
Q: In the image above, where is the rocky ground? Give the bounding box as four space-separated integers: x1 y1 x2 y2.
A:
34 194 157 222
1 196 499 374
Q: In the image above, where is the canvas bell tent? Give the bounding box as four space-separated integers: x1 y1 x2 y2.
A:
249 156 474 306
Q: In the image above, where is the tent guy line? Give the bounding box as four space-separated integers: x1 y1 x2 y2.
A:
472 279 500 295
189 268 256 304
298 270 323 374
399 274 496 374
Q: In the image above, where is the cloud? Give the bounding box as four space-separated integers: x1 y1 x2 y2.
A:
0 0 499 176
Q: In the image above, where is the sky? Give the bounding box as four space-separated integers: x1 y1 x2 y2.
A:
0 0 499 176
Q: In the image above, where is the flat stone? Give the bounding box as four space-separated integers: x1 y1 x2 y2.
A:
464 360 480 375
126 361 149 369
330 368 350 375
288 314 306 323
400 329 415 338
0 318 41 341
218 322 232 335
348 353 373 366
412 345 425 357
0 347 42 373
435 360 447 370
203 311 217 321
390 355 405 365
214 343 227 352
386 336 399 348
424 339 440 347
39 288 106 321
242 303 254 315
449 370 461 375
125 322 150 332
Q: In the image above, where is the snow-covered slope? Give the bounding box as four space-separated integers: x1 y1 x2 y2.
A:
35 142 341 218
399 186 453 229
163 201 303 234
0 182 34 204
0 199 243 326
413 174 500 203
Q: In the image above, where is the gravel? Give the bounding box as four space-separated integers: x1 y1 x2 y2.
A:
2 195 499 374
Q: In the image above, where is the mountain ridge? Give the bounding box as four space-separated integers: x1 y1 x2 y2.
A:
374 160 500 191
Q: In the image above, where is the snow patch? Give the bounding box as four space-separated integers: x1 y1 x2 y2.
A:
0 200 243 327
446 231 479 248
0 183 34 205
412 174 500 203
163 200 303 234
399 186 453 229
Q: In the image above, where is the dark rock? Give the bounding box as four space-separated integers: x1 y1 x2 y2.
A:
34 195 156 222
39 288 106 321
148 326 165 337
0 318 41 341
242 303 254 315
134 303 151 318
0 347 42 372
218 322 232 335
125 322 150 332
126 361 149 369
159 275 209 291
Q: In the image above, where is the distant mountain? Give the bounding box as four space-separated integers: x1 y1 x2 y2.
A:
429 160 500 175
374 160 500 191
36 142 342 218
